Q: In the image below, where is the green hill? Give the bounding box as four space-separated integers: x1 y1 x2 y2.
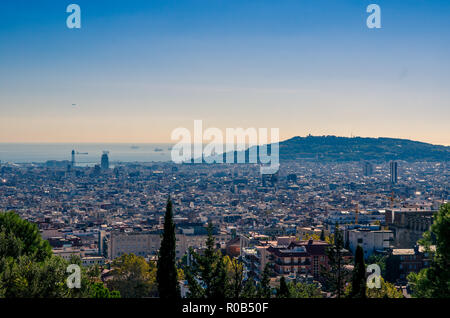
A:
278 135 450 161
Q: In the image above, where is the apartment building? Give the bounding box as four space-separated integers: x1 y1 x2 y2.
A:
267 239 351 279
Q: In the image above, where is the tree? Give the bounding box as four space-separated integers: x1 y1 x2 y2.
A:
0 211 119 298
406 269 433 298
1 254 70 298
321 223 350 298
257 264 272 298
320 229 325 241
407 203 450 298
0 211 51 262
385 254 400 283
89 282 121 298
366 277 403 298
349 245 366 298
224 256 244 298
288 281 323 298
302 233 320 241
210 252 228 299
241 277 257 298
0 211 75 298
277 277 290 298
367 254 387 280
184 256 205 298
201 223 219 298
185 223 230 298
107 253 157 298
157 198 181 299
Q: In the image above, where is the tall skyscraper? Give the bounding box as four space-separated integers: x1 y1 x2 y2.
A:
363 161 373 176
101 151 109 170
71 150 75 167
390 161 398 184
98 230 106 256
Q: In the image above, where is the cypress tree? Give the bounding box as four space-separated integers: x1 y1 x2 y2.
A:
277 277 290 298
350 245 367 298
157 198 180 299
320 229 325 241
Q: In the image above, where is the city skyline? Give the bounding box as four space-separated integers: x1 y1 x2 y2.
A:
1 0 449 145
1 0 449 304
0 133 449 147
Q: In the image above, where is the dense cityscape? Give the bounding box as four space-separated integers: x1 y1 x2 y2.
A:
0 149 448 299
1 1 449 313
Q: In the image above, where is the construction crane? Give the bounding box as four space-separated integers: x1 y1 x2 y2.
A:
349 200 360 225
360 191 402 209
352 191 402 225
388 191 405 208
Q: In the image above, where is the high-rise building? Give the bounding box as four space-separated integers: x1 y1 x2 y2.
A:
363 161 373 176
71 150 75 167
101 151 109 170
98 230 106 256
390 161 398 184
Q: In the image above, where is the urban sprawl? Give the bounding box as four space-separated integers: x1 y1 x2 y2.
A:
0 151 448 297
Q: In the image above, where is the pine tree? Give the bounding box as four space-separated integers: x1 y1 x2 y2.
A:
157 198 181 299
257 264 272 298
350 245 366 298
185 223 230 298
241 277 257 298
210 253 227 299
321 223 350 298
184 253 205 298
202 223 219 297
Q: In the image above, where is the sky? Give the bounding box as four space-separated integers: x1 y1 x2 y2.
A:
0 0 449 145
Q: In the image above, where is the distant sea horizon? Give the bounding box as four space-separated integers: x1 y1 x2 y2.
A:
0 143 175 165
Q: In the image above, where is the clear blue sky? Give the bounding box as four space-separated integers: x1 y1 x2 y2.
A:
0 0 449 144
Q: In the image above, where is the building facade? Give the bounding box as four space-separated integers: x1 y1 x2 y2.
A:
347 228 393 259
267 240 351 279
107 230 229 260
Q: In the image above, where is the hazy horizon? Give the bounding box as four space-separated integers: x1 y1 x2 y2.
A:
1 1 449 145
0 134 448 147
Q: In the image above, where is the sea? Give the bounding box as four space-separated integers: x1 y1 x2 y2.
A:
0 143 174 166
